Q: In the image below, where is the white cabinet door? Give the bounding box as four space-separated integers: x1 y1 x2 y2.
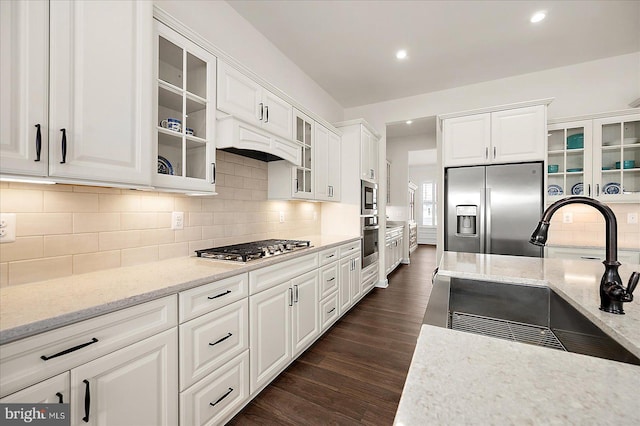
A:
0 0 49 177
262 89 293 139
70 328 178 426
0 372 69 404
314 124 330 200
350 254 362 302
291 270 319 357
216 62 262 126
361 126 378 182
492 105 546 163
339 257 352 314
249 281 291 393
48 0 152 185
327 130 341 201
369 132 379 183
443 113 491 167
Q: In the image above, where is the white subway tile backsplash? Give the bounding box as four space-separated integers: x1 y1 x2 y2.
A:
0 263 8 288
121 246 159 267
0 189 43 212
73 250 120 274
0 237 44 262
9 256 72 286
17 213 73 236
73 213 121 233
44 234 99 257
44 191 99 212
158 242 189 260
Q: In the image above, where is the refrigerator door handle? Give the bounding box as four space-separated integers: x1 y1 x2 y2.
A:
479 188 486 254
485 188 492 254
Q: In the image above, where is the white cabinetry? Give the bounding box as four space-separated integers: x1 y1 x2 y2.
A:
315 124 342 201
339 241 362 314
442 104 547 167
361 126 379 183
0 0 153 185
385 227 404 276
0 296 178 425
154 21 217 193
547 110 640 203
217 62 292 140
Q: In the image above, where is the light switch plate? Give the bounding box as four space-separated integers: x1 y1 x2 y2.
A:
628 212 638 224
563 212 573 224
279 212 285 223
0 213 16 243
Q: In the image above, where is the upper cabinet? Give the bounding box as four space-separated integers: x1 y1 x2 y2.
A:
153 21 217 193
1 0 153 185
314 123 341 201
547 110 640 203
442 104 547 167
360 127 379 183
217 62 293 140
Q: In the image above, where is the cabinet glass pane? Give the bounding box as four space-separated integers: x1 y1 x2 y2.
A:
185 140 206 179
304 121 312 147
296 117 304 143
158 87 183 131
185 96 206 140
186 52 206 99
159 37 183 89
601 123 622 147
303 146 311 169
548 129 564 151
158 132 182 176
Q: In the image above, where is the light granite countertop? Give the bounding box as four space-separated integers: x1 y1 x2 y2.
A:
395 252 640 425
0 234 359 345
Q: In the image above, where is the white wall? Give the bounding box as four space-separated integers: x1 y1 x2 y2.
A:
154 0 344 123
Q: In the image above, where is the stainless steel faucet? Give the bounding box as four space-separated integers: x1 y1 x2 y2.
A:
529 196 638 314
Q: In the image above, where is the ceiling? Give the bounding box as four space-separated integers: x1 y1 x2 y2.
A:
227 0 640 109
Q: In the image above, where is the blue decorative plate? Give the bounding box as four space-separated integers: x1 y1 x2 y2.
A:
157 155 174 175
602 182 621 195
571 182 583 195
548 184 563 196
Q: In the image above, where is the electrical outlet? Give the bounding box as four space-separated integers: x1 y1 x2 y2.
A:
171 211 184 230
628 212 638 224
0 213 16 243
563 212 573 224
279 212 285 223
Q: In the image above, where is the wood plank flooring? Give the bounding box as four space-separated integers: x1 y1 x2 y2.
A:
228 245 437 425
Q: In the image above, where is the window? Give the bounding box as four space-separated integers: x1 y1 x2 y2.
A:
422 181 437 226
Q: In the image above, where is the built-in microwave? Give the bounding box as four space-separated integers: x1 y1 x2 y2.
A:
361 215 379 268
361 180 377 215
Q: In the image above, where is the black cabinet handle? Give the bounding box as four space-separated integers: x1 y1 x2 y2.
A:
60 129 67 164
56 392 64 404
294 285 299 303
264 106 269 123
209 332 232 346
207 290 231 300
289 288 293 306
327 277 335 282
82 380 90 422
34 124 42 162
210 387 233 407
259 103 264 120
326 254 335 259
211 162 216 184
327 307 335 314
40 337 98 361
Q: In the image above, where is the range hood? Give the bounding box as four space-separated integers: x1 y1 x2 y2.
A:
216 116 301 165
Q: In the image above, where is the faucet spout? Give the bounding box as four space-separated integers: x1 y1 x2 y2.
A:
530 196 637 314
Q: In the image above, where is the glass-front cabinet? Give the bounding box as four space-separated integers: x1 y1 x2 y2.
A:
546 110 640 203
293 109 313 199
154 21 216 193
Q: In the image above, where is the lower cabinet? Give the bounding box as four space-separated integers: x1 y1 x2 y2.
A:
70 328 178 426
0 372 69 404
339 252 362 314
249 269 319 393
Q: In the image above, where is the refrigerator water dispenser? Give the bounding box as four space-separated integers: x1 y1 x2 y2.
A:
456 205 477 235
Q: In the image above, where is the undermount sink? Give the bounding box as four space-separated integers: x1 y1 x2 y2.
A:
425 276 640 365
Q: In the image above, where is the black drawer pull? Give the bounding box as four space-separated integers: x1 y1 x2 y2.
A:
41 337 98 361
34 124 42 161
82 380 90 422
210 387 233 407
326 254 335 258
60 128 67 164
56 392 64 404
208 290 231 300
327 307 336 314
327 277 336 282
209 333 232 346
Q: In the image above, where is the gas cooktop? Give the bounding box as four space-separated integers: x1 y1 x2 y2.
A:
195 239 311 262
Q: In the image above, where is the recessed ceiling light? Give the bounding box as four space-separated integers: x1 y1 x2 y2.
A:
396 49 408 60
530 11 546 23
406 120 413 125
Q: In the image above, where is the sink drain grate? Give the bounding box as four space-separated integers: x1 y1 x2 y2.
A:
449 312 566 351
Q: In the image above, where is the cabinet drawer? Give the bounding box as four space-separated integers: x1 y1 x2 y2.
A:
318 247 339 266
0 372 69 403
319 263 339 299
361 263 378 295
179 273 248 323
320 293 339 332
0 295 177 398
249 253 318 295
179 299 248 391
339 240 360 258
180 350 249 426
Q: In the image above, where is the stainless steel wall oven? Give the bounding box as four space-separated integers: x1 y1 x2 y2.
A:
361 215 379 268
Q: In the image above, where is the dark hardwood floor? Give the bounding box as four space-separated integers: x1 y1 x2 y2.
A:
228 245 437 425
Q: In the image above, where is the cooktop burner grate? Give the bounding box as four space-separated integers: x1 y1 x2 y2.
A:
195 239 311 262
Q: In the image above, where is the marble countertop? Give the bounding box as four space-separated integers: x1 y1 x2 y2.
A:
0 234 359 345
395 252 640 425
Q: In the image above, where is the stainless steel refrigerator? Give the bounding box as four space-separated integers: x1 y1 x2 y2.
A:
445 162 543 257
